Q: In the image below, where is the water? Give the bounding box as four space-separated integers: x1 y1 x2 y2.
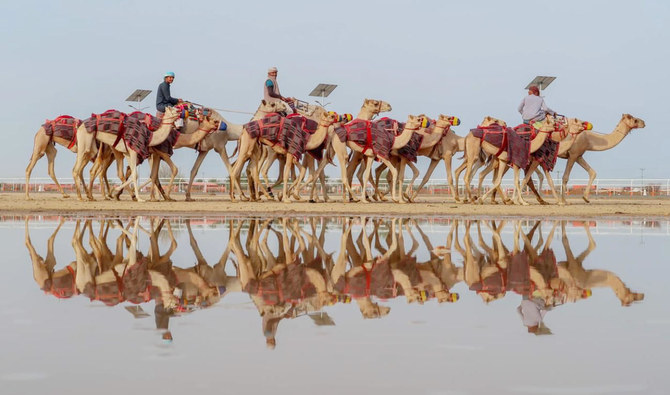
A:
2 215 668 395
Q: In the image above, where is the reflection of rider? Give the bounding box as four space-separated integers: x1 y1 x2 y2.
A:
517 295 552 335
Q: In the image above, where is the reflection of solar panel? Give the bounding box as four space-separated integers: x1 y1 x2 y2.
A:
525 76 556 91
308 312 335 326
125 305 150 318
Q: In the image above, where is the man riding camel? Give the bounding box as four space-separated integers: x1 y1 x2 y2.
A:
156 71 183 118
264 67 295 115
518 85 556 124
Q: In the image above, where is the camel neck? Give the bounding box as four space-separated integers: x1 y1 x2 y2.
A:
588 121 631 152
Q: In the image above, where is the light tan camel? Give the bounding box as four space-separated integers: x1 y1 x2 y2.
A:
140 116 220 201
331 114 423 203
229 106 337 203
393 116 459 203
557 114 646 204
560 222 643 306
25 118 116 200
307 99 392 202
476 117 591 205
71 106 180 202
462 116 558 204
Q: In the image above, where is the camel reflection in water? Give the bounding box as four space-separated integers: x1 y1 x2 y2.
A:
25 216 644 346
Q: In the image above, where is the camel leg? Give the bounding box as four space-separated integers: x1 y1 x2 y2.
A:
412 159 439 201
281 155 294 203
331 138 356 202
72 134 94 201
560 157 578 205
512 166 529 205
520 161 549 205
25 132 51 200
259 149 278 199
186 151 208 201
379 157 399 203
453 160 468 202
477 160 505 204
403 161 420 202
359 156 374 203
215 145 247 201
576 156 597 203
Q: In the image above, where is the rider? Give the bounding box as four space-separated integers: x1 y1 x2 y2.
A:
156 71 183 118
264 67 295 114
518 85 556 125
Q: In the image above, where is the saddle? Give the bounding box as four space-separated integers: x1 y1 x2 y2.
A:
244 113 310 160
42 115 81 149
333 119 395 160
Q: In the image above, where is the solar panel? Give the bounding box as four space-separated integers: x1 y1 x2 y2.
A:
308 83 338 98
524 76 556 91
125 89 152 102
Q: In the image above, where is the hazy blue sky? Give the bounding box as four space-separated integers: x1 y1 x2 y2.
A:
2 0 668 182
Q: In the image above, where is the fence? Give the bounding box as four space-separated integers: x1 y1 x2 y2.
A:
10 177 670 198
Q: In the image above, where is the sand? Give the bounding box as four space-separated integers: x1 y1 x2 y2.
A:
4 192 670 218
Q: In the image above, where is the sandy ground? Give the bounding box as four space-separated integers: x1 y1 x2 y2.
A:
4 192 670 218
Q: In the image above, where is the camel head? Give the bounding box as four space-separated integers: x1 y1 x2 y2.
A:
326 111 352 125
564 117 592 137
259 99 288 114
621 114 646 130
404 114 424 130
535 114 556 132
438 114 461 127
480 116 507 128
199 115 219 133
362 98 392 115
163 106 180 122
319 111 340 127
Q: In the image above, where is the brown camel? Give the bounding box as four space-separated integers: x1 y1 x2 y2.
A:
557 114 646 203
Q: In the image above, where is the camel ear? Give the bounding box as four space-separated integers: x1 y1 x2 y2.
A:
262 99 267 105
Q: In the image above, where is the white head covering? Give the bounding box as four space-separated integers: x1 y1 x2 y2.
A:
268 67 278 73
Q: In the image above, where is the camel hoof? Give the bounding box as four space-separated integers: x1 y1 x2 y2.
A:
62 194 70 199
583 196 591 203
360 199 369 204
539 200 549 206
185 197 195 202
309 199 317 203
397 198 406 204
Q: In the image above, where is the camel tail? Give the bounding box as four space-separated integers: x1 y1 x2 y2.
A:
230 140 240 159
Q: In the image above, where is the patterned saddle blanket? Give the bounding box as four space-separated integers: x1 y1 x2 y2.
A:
42 115 81 149
244 113 309 160
127 112 179 156
374 117 405 136
396 132 424 163
507 124 534 169
333 119 395 160
83 109 126 134
470 124 509 154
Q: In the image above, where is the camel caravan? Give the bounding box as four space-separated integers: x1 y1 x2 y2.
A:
26 216 643 345
26 93 645 205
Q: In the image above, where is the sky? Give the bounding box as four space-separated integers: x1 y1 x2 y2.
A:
2 0 668 183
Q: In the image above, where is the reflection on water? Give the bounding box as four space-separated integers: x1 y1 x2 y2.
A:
25 216 645 348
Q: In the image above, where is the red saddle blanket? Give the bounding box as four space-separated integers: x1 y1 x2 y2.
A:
507 124 534 169
531 138 559 171
333 119 395 160
396 132 424 163
374 117 405 135
243 262 317 305
83 110 158 164
127 111 179 156
287 114 325 160
470 124 509 154
244 113 309 160
333 259 396 299
83 109 126 134
42 115 81 149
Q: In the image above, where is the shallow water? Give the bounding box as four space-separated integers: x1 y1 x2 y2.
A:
2 215 668 395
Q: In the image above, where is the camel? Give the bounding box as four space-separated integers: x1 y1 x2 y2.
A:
378 115 459 203
557 114 646 204
475 117 592 205
331 114 423 203
139 115 221 201
560 221 644 306
229 107 338 203
25 116 118 200
71 106 180 202
462 116 567 205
